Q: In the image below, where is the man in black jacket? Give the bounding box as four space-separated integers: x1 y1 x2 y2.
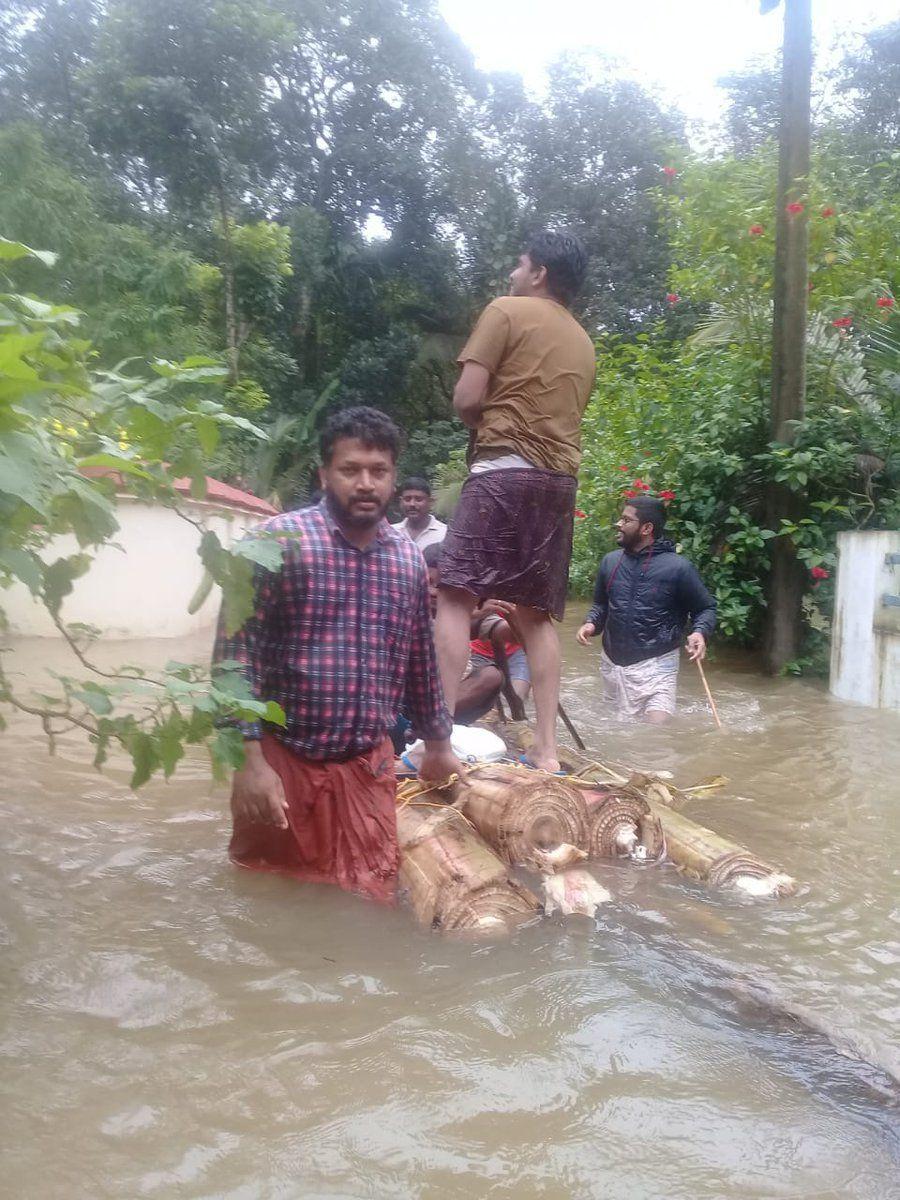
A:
576 496 716 723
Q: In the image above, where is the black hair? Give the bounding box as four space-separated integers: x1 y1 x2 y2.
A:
526 230 589 306
421 542 443 568
399 476 431 497
626 495 667 539
319 406 401 465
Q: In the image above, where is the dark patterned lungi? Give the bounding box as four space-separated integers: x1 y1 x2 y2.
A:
438 468 576 621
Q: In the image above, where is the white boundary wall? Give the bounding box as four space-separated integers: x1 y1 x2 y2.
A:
4 497 266 639
830 530 900 711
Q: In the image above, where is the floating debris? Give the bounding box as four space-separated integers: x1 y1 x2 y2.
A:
543 868 612 918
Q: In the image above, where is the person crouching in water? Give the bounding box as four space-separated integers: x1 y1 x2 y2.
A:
576 496 716 724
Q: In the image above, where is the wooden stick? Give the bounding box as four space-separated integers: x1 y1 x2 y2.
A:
695 658 723 729
558 701 586 750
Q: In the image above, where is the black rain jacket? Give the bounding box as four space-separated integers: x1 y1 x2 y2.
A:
584 538 717 667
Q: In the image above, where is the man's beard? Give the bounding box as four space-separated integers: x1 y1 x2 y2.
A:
325 490 388 529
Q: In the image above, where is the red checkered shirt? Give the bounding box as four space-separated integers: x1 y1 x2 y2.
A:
213 500 452 759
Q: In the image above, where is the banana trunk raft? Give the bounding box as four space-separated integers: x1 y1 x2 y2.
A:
396 802 541 936
396 736 796 937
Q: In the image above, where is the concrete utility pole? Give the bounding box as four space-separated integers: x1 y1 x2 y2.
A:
763 0 813 674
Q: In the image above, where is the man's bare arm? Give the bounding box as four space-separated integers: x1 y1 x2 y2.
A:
453 361 490 428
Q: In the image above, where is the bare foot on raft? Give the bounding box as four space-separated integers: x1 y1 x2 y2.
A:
523 752 562 773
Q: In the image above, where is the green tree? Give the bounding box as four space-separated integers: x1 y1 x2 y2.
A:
81 0 287 378
517 56 685 333
0 124 209 363
835 20 900 150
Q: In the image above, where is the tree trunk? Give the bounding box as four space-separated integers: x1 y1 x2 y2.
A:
763 0 812 674
215 177 240 386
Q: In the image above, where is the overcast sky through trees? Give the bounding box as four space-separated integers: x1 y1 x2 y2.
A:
439 0 886 128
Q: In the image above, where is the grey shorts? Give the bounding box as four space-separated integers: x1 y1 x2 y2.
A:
470 647 530 683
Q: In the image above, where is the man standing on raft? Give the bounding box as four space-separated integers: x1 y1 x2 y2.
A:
434 231 595 772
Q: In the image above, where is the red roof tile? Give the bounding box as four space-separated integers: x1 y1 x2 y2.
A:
80 467 279 516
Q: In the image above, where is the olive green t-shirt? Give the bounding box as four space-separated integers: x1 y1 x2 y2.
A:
457 295 596 477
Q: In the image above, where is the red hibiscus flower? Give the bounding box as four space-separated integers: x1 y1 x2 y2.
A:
574 508 586 519
877 296 894 309
666 293 679 305
821 206 835 218
662 166 677 178
623 489 639 499
659 490 676 502
618 464 630 471
832 316 852 329
786 202 804 216
811 566 830 581
748 223 764 236
633 479 650 491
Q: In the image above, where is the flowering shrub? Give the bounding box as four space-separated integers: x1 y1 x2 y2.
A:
572 147 899 667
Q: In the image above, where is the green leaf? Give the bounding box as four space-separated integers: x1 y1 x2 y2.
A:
0 434 51 514
41 553 92 616
74 684 113 715
234 535 284 572
192 414 219 456
92 723 113 770
0 547 43 593
128 731 160 789
263 700 287 727
76 453 155 481
0 331 46 377
0 237 57 266
151 358 227 383
210 727 246 781
157 717 186 779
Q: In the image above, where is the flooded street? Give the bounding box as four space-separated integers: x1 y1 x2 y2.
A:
2 620 900 1199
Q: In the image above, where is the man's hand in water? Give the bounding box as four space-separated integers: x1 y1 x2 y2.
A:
576 621 596 646
686 632 707 662
418 740 464 788
231 741 289 828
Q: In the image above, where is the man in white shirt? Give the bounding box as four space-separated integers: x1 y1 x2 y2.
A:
391 476 447 551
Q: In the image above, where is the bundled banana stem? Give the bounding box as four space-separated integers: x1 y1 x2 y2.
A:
505 732 796 897
454 764 589 868
396 803 540 936
653 806 796 897
583 787 665 861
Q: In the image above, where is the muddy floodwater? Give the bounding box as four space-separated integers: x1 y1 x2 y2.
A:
2 620 900 1199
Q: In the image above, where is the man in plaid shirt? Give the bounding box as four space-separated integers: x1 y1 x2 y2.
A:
214 407 460 901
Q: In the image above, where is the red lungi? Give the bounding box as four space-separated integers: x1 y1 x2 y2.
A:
229 735 399 902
